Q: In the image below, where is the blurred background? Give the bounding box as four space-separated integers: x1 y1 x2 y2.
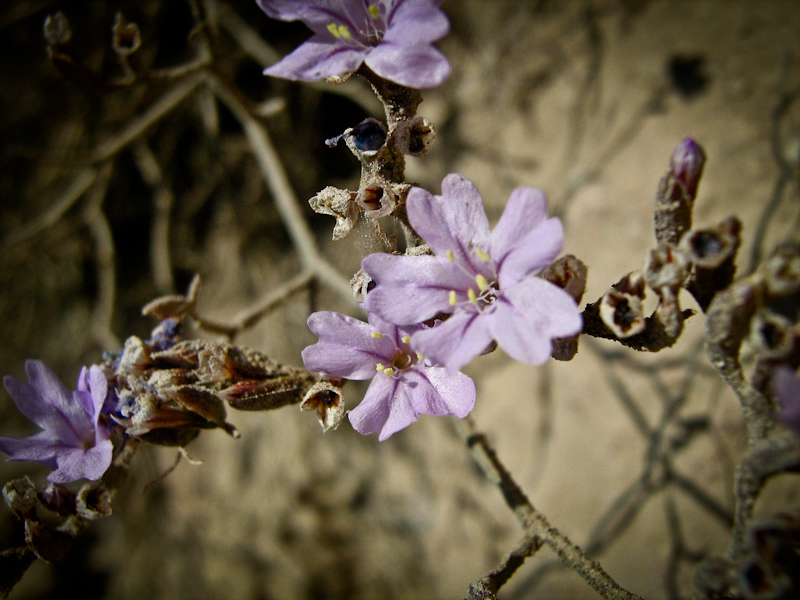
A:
1 1 799 598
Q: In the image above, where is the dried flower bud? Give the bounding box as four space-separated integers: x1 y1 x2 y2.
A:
643 244 688 292
24 519 74 561
3 477 38 521
350 268 375 302
309 186 358 240
600 272 647 338
112 13 141 57
670 137 706 199
762 245 800 298
542 254 588 304
39 484 77 517
301 381 345 432
750 311 795 359
43 12 71 46
75 483 112 520
392 116 436 157
356 181 410 218
679 218 740 269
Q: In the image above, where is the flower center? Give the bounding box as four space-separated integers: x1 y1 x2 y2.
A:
445 247 500 313
326 3 385 47
374 334 418 378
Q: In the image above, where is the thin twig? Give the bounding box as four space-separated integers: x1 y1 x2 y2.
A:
205 73 353 302
455 417 645 600
3 168 97 249
82 164 120 351
90 72 205 164
193 270 315 340
132 140 176 293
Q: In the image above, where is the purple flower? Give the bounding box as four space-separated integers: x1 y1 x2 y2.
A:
773 366 800 433
0 360 113 483
362 174 583 371
302 310 475 440
257 0 451 89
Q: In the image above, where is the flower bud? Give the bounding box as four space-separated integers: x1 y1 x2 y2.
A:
670 137 706 199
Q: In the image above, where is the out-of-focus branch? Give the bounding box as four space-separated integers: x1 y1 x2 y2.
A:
82 164 120 351
132 140 176 294
205 73 353 302
456 417 644 600
90 72 205 163
193 270 315 340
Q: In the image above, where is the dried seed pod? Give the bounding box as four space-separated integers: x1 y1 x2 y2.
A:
2 478 38 522
43 12 71 46
542 255 588 361
643 244 688 293
599 272 647 338
75 483 112 521
38 484 77 517
682 216 741 312
762 245 800 298
23 520 74 562
542 254 588 304
750 311 795 359
679 220 740 269
301 380 345 432
112 12 141 57
350 268 375 302
392 116 436 157
309 186 359 240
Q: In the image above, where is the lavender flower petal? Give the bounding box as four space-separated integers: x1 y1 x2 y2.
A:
404 367 475 417
362 253 472 324
258 0 451 89
263 36 366 81
411 310 493 371
303 311 393 379
365 43 451 89
0 360 113 483
383 1 450 45
494 217 564 290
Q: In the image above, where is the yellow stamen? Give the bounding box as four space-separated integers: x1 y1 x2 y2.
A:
448 290 457 306
416 352 424 361
446 249 455 263
476 248 490 263
467 288 477 304
401 335 411 344
338 24 352 40
475 274 489 291
368 4 379 18
376 363 384 371
327 23 341 37
383 367 394 377
371 331 383 339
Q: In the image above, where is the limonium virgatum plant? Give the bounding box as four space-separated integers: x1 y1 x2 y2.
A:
1 1 799 598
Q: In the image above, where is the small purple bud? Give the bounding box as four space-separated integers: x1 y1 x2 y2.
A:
670 137 706 198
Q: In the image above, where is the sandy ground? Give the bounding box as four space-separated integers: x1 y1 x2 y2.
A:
1 1 799 599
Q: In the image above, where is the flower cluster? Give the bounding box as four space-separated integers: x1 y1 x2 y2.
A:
0 360 113 484
303 174 583 439
257 0 451 88
302 311 474 440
